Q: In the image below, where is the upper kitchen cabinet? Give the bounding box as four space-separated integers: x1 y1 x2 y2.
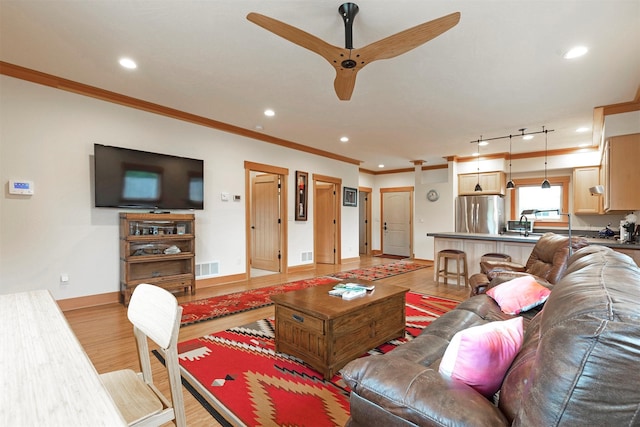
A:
602 133 640 212
459 171 506 196
573 166 603 215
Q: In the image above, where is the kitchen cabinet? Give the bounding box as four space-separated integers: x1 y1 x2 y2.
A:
573 166 602 215
602 133 640 212
459 171 506 196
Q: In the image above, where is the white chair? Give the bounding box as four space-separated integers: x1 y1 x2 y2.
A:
100 284 186 427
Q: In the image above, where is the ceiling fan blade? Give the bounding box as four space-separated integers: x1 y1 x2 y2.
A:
358 12 460 62
334 69 359 101
247 12 340 63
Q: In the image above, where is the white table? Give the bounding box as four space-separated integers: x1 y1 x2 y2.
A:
0 290 126 426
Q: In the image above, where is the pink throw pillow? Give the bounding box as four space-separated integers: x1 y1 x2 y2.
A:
486 275 551 315
439 317 524 397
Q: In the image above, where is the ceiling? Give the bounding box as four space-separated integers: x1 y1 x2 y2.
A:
1 1 639 171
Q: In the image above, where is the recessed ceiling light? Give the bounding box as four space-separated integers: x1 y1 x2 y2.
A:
472 152 479 157
340 136 349 143
563 46 588 59
378 164 385 168
576 127 590 133
578 142 590 148
522 135 534 141
118 58 137 69
264 109 275 117
255 125 264 131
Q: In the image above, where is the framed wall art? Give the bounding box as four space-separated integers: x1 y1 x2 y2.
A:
295 171 308 221
343 186 357 207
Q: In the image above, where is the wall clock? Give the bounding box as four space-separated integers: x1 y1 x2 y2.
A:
427 189 439 202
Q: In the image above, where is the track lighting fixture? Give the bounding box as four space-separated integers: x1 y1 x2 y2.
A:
506 134 515 189
474 139 482 192
469 126 554 190
541 127 551 189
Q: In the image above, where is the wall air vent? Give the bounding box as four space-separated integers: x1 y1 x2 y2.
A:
196 261 220 278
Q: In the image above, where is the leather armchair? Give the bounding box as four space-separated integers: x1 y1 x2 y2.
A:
469 233 589 296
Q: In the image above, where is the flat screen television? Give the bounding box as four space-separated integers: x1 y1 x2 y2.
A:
94 144 204 210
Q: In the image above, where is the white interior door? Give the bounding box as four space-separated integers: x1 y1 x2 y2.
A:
382 191 411 257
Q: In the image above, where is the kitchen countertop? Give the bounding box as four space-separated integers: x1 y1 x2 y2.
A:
427 232 640 249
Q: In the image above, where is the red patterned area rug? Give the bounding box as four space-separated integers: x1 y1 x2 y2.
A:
173 293 459 427
181 261 429 326
181 276 340 326
328 260 428 281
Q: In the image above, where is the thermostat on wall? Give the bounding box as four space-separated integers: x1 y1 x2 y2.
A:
9 180 34 195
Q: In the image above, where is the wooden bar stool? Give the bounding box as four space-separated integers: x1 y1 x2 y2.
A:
436 249 469 287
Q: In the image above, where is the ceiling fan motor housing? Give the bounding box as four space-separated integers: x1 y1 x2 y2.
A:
339 3 359 49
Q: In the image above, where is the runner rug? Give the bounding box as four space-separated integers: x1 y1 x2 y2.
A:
180 261 428 326
170 293 458 427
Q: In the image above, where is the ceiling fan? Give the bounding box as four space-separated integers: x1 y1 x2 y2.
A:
247 3 460 101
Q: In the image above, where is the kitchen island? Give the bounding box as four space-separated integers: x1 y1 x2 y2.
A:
428 232 640 277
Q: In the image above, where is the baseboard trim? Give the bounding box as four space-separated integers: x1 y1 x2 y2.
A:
287 264 315 273
57 292 120 312
58 273 248 311
196 273 246 288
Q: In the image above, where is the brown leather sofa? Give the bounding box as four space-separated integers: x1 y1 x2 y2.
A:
341 245 640 426
469 233 589 297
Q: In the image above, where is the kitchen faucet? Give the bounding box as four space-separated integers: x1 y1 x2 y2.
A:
519 214 530 237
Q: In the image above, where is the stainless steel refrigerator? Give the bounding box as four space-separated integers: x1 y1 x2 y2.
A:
455 195 505 234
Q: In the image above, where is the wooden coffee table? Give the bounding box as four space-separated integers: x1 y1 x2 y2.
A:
270 281 408 379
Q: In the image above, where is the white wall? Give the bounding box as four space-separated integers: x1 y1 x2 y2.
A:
0 76 359 299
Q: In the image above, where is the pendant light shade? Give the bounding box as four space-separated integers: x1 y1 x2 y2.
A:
475 139 482 192
541 127 550 189
506 135 515 189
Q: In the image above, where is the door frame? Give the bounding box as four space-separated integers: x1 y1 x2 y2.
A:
313 174 342 264
245 161 288 277
359 186 372 255
380 186 414 258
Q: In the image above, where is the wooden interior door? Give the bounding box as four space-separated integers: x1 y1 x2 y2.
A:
251 173 280 271
315 182 337 264
382 190 411 257
358 189 371 255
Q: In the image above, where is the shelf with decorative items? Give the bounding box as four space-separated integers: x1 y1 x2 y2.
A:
119 212 195 305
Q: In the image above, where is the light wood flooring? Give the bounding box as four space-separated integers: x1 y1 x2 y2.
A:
64 256 470 426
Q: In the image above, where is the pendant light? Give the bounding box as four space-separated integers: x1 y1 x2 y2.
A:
474 139 482 192
541 127 551 189
506 134 515 189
